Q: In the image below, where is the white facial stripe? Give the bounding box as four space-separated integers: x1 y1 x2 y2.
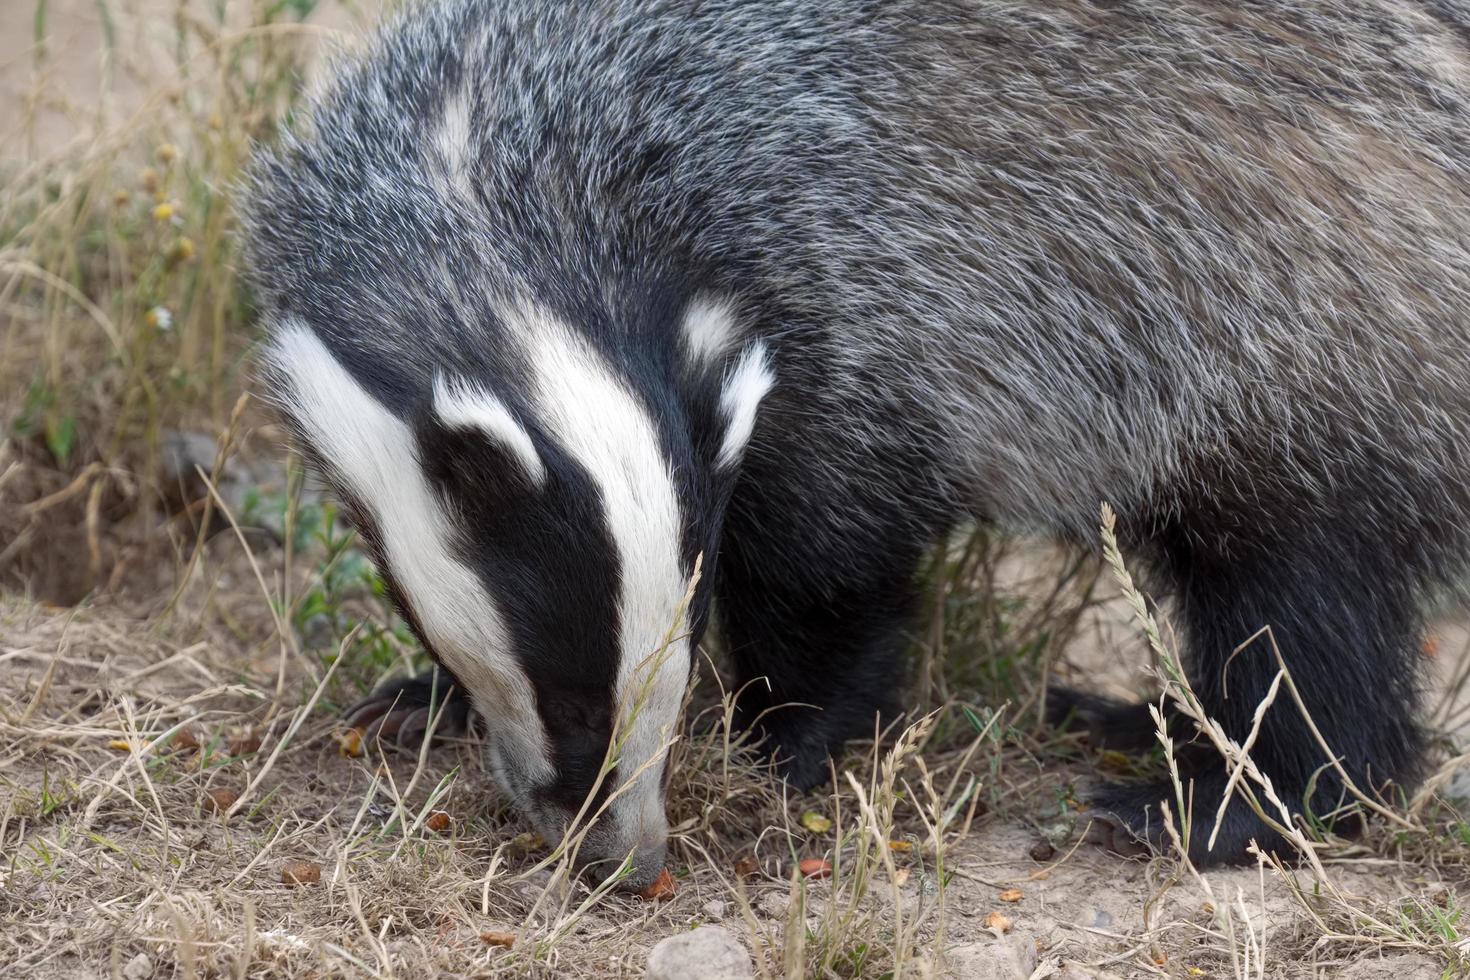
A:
680 295 740 365
503 300 689 844
717 342 775 468
265 323 552 782
432 375 547 485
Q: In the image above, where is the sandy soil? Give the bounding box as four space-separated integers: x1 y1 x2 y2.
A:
2 529 1466 978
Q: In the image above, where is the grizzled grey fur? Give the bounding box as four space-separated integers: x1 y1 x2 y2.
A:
243 0 1470 873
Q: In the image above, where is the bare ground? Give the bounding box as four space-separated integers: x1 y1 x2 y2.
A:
2 525 1467 978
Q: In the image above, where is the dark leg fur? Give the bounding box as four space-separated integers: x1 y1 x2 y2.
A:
1046 687 1187 753
1077 520 1425 864
718 558 922 790
343 667 475 748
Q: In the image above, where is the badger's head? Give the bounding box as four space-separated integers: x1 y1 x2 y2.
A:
259 296 772 891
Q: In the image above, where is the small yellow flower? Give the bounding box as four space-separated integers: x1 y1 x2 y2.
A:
139 167 160 193
156 143 179 165
169 237 196 263
152 201 175 222
112 189 131 208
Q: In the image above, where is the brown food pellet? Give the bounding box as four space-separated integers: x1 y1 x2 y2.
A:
202 788 238 814
281 861 321 886
639 868 677 900
733 857 759 879
479 930 515 948
171 729 200 751
425 810 452 833
984 911 1013 933
999 888 1024 903
1028 839 1056 862
798 858 832 880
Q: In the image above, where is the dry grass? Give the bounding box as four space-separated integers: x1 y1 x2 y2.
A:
4 2 1470 977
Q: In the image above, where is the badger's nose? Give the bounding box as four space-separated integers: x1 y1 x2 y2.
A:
581 837 668 893
625 839 668 893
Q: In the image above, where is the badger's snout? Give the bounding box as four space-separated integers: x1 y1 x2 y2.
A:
489 732 674 893
577 836 668 893
527 799 670 893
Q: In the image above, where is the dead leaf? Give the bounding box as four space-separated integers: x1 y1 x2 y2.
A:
335 727 364 758
999 888 1023 903
228 736 261 756
281 861 321 886
799 811 832 834
479 931 515 948
202 788 238 814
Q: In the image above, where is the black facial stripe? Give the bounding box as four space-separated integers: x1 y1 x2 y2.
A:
417 413 623 814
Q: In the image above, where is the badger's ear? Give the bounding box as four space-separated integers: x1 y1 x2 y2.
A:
424 375 547 488
713 341 775 470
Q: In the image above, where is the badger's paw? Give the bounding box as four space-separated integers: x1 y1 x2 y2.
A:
1046 687 1179 753
1083 772 1297 865
743 713 844 794
342 670 474 750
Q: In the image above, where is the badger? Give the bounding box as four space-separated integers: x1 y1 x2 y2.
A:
241 0 1470 889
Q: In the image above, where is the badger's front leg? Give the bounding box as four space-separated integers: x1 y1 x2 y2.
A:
713 467 935 790
717 559 924 790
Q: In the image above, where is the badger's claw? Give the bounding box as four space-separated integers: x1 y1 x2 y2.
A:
343 671 474 749
1081 770 1301 865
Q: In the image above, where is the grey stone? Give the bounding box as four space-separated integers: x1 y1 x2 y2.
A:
646 926 753 980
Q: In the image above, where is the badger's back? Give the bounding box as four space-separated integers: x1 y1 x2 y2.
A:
244 0 1470 558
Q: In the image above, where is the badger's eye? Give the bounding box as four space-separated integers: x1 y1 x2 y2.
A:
541 696 612 738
